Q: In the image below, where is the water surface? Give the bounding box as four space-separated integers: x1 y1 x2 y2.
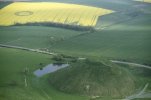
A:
34 64 69 77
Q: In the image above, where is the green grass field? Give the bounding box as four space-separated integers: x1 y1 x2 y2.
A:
0 47 89 100
0 0 151 64
0 26 81 49
49 59 136 98
0 0 151 100
52 13 151 64
0 48 150 100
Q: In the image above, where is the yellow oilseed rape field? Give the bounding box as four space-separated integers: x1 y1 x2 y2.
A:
135 0 151 3
0 2 113 27
144 0 151 3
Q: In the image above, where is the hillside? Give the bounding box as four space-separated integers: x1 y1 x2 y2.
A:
49 59 136 98
0 0 151 100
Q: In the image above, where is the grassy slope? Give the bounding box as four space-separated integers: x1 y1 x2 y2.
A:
0 0 151 64
49 59 136 98
0 0 150 100
0 26 82 49
0 48 88 100
118 63 151 90
0 48 150 100
52 13 151 64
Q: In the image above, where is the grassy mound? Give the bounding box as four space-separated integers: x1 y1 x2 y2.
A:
49 59 136 98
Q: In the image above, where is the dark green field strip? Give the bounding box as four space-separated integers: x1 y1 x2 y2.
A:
0 1 12 9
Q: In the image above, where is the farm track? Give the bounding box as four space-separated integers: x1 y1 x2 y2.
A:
96 10 144 30
1 44 151 100
71 10 145 39
96 2 151 30
122 83 151 100
0 44 56 55
110 60 151 70
0 43 151 70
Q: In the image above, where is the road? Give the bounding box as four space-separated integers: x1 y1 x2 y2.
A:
1 43 151 100
122 83 151 100
0 44 56 55
0 43 150 70
110 60 151 70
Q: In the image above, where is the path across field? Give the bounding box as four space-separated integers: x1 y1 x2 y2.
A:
111 60 151 70
0 44 55 55
0 43 150 70
122 83 151 100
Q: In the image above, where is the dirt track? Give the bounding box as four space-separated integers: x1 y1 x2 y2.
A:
0 44 55 55
111 60 151 70
0 43 150 70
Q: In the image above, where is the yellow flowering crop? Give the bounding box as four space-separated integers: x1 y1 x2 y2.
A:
0 2 113 27
144 0 151 3
134 0 151 3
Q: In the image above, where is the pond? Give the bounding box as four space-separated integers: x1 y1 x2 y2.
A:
34 64 69 77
